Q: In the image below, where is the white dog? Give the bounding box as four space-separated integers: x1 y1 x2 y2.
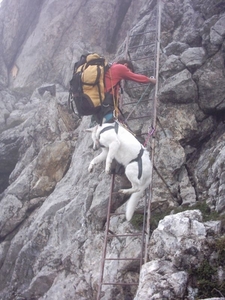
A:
86 122 152 221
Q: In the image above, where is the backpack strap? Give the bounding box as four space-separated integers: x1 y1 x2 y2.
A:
68 91 82 119
73 54 87 73
96 63 112 126
108 68 120 119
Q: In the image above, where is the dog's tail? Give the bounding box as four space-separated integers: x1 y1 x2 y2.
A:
126 190 143 221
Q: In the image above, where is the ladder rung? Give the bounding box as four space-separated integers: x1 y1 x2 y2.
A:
126 84 150 90
107 233 142 238
137 69 155 74
102 282 139 286
129 29 157 36
128 115 151 120
110 212 124 216
128 80 150 84
125 81 154 90
129 42 154 49
105 258 140 261
111 191 120 195
123 99 149 105
132 55 155 61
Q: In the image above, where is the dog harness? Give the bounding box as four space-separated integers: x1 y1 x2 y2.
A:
98 122 144 179
129 147 144 179
99 122 119 137
97 122 119 148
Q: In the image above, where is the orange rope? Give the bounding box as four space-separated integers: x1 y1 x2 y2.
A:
109 68 119 119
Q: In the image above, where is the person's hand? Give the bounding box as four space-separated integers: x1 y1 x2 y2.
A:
149 76 156 84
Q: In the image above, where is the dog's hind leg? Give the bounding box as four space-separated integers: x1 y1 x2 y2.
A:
126 190 143 221
119 163 140 194
88 148 108 172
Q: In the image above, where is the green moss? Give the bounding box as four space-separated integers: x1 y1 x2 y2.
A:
137 200 223 234
215 236 225 266
188 250 225 298
215 236 225 251
130 213 144 230
209 157 216 167
146 201 219 233
131 207 173 232
173 201 220 222
196 260 216 280
150 208 173 233
197 279 225 298
189 260 223 298
197 279 217 298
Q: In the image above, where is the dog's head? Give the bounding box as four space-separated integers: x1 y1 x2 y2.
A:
86 126 100 150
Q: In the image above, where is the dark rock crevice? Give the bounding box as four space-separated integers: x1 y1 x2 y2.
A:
0 137 22 194
1 0 45 68
106 0 133 53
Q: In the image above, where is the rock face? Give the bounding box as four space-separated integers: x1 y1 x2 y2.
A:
0 0 225 299
135 210 206 300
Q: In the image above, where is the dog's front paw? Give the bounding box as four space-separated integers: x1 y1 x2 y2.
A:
88 164 94 173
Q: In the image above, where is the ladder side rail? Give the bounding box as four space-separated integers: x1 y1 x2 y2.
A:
97 175 143 298
128 42 156 49
123 99 150 106
144 0 162 264
97 174 116 300
132 55 155 61
140 191 148 269
129 28 157 36
118 35 130 112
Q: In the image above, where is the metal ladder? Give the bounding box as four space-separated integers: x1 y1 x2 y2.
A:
96 173 147 299
96 1 162 299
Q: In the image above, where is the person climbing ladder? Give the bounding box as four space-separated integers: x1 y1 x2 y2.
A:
93 59 156 124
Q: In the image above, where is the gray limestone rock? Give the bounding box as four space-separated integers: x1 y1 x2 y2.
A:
159 69 198 103
0 0 225 299
135 210 206 299
180 47 206 71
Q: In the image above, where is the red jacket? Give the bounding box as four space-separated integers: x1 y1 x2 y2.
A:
104 63 150 94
